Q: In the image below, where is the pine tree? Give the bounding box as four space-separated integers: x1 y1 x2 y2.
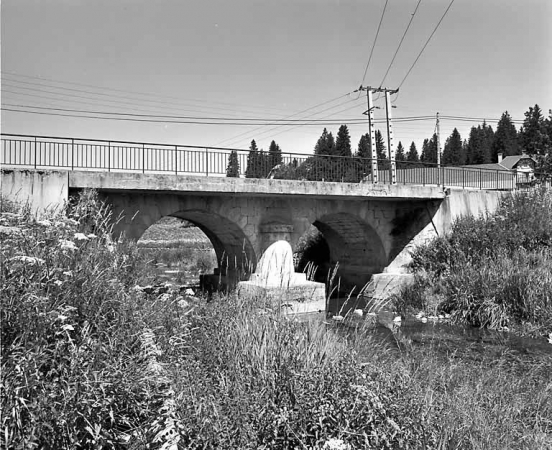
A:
395 141 406 168
492 111 519 161
465 124 493 164
406 141 419 163
375 130 387 161
519 104 551 156
357 133 371 159
314 128 336 156
421 135 438 165
335 125 352 157
245 139 259 178
395 141 406 161
442 128 464 166
268 140 283 169
226 150 240 177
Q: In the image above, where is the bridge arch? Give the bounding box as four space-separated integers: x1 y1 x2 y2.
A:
169 209 256 274
307 212 387 292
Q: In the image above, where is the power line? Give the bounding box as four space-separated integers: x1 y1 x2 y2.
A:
1 71 291 115
397 0 456 89
379 0 423 87
1 80 287 118
1 105 436 125
216 92 357 147
360 0 389 87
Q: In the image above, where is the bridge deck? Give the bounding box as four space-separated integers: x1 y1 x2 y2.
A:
69 171 446 200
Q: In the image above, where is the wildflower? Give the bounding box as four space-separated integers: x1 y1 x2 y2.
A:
36 220 52 227
0 225 22 236
63 271 73 277
9 256 45 265
106 244 115 253
57 314 68 322
61 324 74 331
54 280 63 287
60 240 78 251
87 233 97 239
74 232 89 241
548 333 552 344
323 438 351 450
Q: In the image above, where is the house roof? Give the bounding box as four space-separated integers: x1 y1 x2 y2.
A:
499 155 536 170
461 163 505 171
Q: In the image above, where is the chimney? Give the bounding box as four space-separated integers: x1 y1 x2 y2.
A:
497 153 503 164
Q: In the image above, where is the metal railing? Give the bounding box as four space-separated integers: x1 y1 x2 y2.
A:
2 133 549 190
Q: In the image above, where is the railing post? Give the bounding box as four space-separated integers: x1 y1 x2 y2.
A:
142 143 145 173
34 137 37 169
174 145 178 175
205 148 209 176
108 142 111 172
462 168 465 189
479 169 482 190
71 139 75 170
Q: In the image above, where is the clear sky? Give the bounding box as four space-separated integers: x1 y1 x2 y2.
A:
1 0 551 156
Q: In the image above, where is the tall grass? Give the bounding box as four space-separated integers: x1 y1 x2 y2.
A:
397 187 552 335
2 190 551 448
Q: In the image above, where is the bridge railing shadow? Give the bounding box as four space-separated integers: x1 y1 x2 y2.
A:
2 133 549 190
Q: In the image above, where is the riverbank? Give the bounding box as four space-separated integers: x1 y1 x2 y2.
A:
393 187 552 340
2 191 551 448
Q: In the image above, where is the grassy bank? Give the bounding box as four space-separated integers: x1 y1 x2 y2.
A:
395 187 552 337
2 191 551 449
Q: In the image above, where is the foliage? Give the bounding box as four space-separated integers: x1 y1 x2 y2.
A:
421 134 439 165
268 140 283 169
401 188 552 334
492 111 519 161
314 128 336 156
406 141 419 163
1 190 188 448
2 191 552 448
335 124 352 157
226 150 240 177
442 128 465 166
466 122 494 165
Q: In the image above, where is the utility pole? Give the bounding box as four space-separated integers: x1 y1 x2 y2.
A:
436 112 442 186
360 85 399 185
361 87 378 183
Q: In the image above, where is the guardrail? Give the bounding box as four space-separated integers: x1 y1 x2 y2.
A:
2 133 548 190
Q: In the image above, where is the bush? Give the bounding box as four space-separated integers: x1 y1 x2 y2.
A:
401 187 552 335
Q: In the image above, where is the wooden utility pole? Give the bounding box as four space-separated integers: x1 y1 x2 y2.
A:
363 87 378 183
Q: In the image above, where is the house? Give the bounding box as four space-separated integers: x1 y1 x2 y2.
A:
464 153 537 186
498 153 537 185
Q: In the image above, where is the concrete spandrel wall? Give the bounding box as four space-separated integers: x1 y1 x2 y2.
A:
1 169 69 215
385 188 507 273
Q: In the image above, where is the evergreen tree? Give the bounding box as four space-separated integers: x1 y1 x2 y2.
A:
395 141 406 168
375 130 387 161
406 141 419 163
442 128 464 166
245 139 260 178
466 125 492 164
357 133 371 159
421 134 438 165
314 128 336 156
225 150 240 177
257 149 271 177
519 104 550 156
395 141 406 161
492 111 519 161
268 140 283 169
335 124 352 157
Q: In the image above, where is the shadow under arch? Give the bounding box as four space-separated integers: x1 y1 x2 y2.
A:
311 212 388 293
169 209 256 284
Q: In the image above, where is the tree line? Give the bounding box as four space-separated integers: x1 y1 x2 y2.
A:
227 104 552 178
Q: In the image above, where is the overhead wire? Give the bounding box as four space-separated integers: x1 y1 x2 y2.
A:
1 71 291 115
360 0 389 87
397 0 456 89
379 0 423 87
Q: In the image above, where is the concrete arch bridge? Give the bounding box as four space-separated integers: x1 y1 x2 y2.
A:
60 171 503 293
